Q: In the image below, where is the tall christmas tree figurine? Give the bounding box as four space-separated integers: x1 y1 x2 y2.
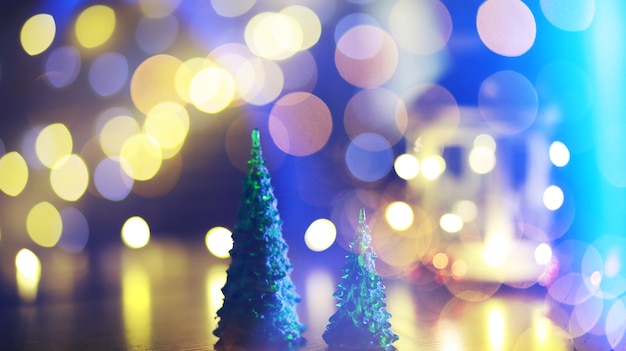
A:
214 129 305 349
323 208 399 350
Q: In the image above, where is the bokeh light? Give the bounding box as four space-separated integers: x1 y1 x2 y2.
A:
99 114 141 157
130 54 183 114
453 200 478 223
535 243 553 265
440 213 463 233
374 230 425 272
143 101 189 158
135 15 179 54
345 133 394 182
606 299 626 350
536 60 593 125
474 133 496 151
50 154 89 201
45 46 81 88
20 14 55 56
269 92 332 156
478 70 539 135
344 88 408 148
394 154 419 180
540 0 595 32
94 157 134 201
335 25 398 88
421 155 446 180
174 57 215 103
432 252 449 270
281 6 322 51
21 127 44 170
238 57 285 106
334 13 379 43
487 307 505 350
451 260 468 280
543 185 564 211
131 153 182 198
211 0 255 17
205 226 233 258
336 23 383 60
15 249 41 278
75 5 116 49
483 236 508 267
88 52 129 97
385 201 414 231
15 255 41 303
549 241 598 305
279 51 319 94
27 201 62 248
549 141 570 167
35 123 73 169
406 84 460 144
245 12 303 61
189 66 236 114
568 295 603 337
279 50 318 94
476 0 536 57
469 146 496 174
585 235 626 299
138 0 181 18
388 0 452 55
0 151 29 197
119 134 163 181
58 207 90 253
304 218 337 252
121 216 150 249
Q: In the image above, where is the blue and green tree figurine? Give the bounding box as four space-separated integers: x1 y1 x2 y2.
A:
214 129 305 349
323 208 399 350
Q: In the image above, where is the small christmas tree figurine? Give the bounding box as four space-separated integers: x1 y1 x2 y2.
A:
214 129 305 349
323 208 399 350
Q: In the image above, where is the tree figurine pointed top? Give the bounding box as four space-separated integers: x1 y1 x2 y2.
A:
214 129 305 349
323 208 399 350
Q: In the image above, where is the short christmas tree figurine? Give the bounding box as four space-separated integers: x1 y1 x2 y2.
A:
323 208 399 350
214 129 305 349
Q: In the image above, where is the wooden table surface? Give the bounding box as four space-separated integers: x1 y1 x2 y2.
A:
0 239 578 351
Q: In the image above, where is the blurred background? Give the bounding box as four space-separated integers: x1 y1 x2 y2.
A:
0 0 625 349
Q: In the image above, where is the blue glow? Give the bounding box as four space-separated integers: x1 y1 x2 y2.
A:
591 2 626 238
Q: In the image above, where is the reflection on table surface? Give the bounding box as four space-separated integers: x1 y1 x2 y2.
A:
0 239 576 350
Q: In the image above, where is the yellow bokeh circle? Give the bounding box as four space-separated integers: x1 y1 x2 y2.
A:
50 154 89 201
75 5 116 49
205 226 233 258
143 102 189 158
21 14 56 56
121 216 150 249
0 151 29 196
119 134 163 181
36 123 73 169
26 201 62 248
